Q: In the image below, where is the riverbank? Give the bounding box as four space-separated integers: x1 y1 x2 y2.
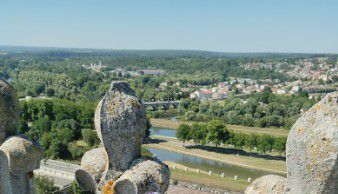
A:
167 162 248 192
144 136 286 174
150 118 289 137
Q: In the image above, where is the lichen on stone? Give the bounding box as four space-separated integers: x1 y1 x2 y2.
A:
77 81 170 194
246 92 338 194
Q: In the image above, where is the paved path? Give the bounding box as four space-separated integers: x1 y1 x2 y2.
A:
166 186 211 194
34 159 79 187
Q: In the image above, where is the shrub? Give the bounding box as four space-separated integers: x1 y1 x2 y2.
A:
34 175 59 194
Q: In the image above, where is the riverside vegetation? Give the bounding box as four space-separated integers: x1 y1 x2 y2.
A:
150 89 316 130
176 120 287 155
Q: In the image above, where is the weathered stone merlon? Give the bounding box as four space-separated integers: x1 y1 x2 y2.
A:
245 175 286 194
95 81 146 180
112 158 170 194
77 81 170 193
245 92 338 194
0 79 43 194
285 92 338 193
0 79 19 143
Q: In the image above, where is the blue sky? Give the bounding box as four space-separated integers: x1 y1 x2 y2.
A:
1 0 338 53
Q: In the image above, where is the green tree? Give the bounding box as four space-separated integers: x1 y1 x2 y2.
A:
191 123 208 145
81 129 100 147
56 127 75 145
18 119 29 134
46 88 55 97
245 134 257 151
257 135 275 154
242 114 255 127
184 111 197 121
233 133 246 149
176 124 191 147
226 111 242 125
273 137 287 154
56 119 81 139
206 120 229 147
68 142 88 159
28 116 52 140
34 175 59 194
45 138 65 159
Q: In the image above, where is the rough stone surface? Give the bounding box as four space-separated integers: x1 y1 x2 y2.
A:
80 147 108 183
0 136 43 174
285 92 338 193
76 81 170 193
0 79 19 143
94 81 146 180
113 158 170 194
75 168 97 192
245 175 286 194
0 150 12 194
0 136 43 194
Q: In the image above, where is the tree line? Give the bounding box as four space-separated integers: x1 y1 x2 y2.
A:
176 89 316 129
176 120 287 155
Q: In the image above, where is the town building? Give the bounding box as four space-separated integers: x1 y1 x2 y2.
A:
138 70 165 76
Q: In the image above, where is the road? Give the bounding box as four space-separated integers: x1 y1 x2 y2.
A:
34 159 213 193
34 159 79 187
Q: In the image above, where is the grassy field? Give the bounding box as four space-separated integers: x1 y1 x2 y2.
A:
144 136 286 174
166 161 249 192
150 118 289 137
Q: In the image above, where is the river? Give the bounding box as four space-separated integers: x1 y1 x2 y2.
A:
149 127 284 180
150 127 176 138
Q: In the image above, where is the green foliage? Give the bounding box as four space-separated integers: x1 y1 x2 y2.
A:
28 116 52 140
72 181 94 194
68 142 89 160
81 129 100 147
177 121 287 155
191 123 208 145
256 135 274 154
34 175 59 194
141 147 154 158
46 87 55 97
206 120 229 147
18 119 29 134
20 98 95 160
177 92 316 129
176 124 191 146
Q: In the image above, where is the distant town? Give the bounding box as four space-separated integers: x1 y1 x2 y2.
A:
83 56 337 101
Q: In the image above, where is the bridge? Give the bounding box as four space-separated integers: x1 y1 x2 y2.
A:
144 101 179 111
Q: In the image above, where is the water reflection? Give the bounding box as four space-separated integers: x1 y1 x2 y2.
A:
148 127 285 179
150 127 176 138
148 147 281 180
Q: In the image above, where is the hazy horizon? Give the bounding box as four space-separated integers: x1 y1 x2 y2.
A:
2 45 338 55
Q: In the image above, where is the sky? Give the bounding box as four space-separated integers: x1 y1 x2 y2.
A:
1 0 338 53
